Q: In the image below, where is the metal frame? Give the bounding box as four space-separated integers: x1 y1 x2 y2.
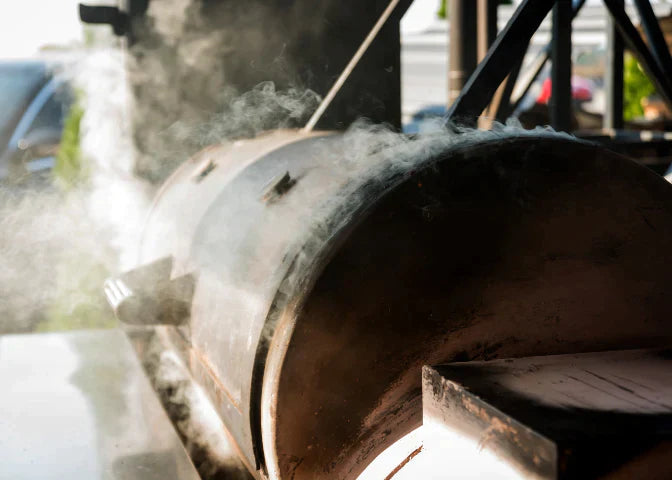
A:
446 0 672 136
509 0 587 115
603 0 672 106
446 0 556 126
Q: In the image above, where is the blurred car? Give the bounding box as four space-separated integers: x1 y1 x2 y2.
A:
0 60 72 183
536 76 594 104
403 105 447 134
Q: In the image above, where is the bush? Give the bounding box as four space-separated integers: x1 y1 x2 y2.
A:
54 97 87 189
623 54 656 121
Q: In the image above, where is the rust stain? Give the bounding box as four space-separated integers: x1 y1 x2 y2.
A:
189 347 243 414
462 396 489 422
477 417 519 451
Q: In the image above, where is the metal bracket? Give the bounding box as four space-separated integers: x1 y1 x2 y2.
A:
104 257 195 326
79 4 128 36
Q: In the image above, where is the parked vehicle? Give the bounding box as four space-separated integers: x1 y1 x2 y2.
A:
0 60 72 183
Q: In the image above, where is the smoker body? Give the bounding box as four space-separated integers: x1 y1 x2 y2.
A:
126 129 672 479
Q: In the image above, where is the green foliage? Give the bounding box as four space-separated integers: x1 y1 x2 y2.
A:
438 0 447 19
35 93 117 332
623 54 656 121
54 97 88 189
438 0 512 20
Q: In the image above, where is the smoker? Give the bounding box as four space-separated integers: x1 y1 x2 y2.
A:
103 128 672 479
82 0 672 478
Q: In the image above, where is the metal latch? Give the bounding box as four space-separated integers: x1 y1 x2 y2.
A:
104 257 195 326
261 171 297 203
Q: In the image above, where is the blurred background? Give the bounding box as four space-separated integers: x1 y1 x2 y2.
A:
1 0 672 336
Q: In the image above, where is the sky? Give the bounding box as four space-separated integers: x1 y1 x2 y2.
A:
0 0 84 59
0 0 440 59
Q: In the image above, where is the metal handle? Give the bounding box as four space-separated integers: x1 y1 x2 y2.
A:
79 4 128 36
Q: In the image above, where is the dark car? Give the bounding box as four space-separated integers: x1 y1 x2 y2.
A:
0 60 72 183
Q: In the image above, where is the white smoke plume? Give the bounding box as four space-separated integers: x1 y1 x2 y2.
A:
0 49 148 333
0 31 321 335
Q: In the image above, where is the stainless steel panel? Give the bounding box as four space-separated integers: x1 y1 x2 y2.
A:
0 329 200 480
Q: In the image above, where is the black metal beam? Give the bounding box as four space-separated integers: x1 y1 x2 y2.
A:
446 0 556 125
604 0 624 130
603 0 672 110
510 0 586 113
633 0 672 83
551 0 573 131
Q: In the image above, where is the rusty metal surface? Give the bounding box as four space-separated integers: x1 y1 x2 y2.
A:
269 138 672 479
424 348 672 479
136 131 672 479
0 330 200 480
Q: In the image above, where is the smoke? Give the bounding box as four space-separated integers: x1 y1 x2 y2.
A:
125 0 324 183
267 118 575 312
0 187 113 332
0 0 324 335
0 6 322 334
142 333 252 480
167 82 321 157
0 49 147 334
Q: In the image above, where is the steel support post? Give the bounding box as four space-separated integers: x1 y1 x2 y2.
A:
551 0 573 131
447 0 555 125
605 0 624 130
510 0 586 113
448 0 478 105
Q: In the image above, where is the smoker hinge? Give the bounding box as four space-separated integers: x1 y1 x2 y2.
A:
104 257 195 326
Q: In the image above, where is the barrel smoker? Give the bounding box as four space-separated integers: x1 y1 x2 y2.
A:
84 0 672 478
